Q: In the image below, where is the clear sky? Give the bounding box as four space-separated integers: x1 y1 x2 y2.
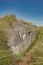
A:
0 0 43 26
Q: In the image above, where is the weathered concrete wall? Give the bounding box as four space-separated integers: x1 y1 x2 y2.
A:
8 22 37 55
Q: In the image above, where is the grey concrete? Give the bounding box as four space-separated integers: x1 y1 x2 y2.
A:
7 22 37 55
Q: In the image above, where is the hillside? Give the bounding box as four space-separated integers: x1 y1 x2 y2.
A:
19 28 43 65
0 15 43 65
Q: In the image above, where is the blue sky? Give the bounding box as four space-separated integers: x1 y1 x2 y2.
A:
0 0 43 26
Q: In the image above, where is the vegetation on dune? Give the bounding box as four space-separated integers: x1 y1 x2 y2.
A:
28 29 43 65
0 14 43 65
0 14 35 65
0 15 17 29
0 14 36 29
37 26 43 32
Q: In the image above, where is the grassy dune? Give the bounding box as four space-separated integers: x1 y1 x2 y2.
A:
28 28 43 65
0 15 43 65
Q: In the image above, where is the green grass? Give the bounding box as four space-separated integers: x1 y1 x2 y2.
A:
28 32 43 65
0 15 43 65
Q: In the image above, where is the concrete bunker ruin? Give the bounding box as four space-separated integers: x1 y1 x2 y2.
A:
8 22 37 55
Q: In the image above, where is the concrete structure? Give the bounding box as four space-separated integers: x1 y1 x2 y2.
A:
8 22 37 55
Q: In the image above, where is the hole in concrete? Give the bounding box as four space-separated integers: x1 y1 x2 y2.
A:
29 31 31 35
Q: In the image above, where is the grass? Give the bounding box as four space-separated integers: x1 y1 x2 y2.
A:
0 15 43 65
28 32 43 65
